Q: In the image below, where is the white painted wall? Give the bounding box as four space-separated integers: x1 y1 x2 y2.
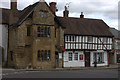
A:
90 51 108 67
63 51 85 67
0 24 8 61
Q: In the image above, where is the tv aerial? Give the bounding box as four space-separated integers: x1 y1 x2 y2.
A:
66 2 71 9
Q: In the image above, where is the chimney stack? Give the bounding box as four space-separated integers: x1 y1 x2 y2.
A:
63 6 69 17
80 12 84 18
49 2 56 14
11 0 17 10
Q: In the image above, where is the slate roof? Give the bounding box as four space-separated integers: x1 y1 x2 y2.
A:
110 28 120 39
56 17 113 37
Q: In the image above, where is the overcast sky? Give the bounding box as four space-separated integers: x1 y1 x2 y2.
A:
0 0 119 30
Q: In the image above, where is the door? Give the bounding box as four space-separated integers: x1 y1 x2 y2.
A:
55 52 59 68
85 52 90 67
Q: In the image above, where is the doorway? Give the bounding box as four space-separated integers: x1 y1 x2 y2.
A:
55 52 59 68
85 52 90 67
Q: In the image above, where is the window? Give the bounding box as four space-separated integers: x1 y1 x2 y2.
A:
27 26 30 36
48 27 50 37
97 53 104 63
69 36 71 42
41 27 44 37
45 27 47 37
44 50 47 61
44 12 47 17
68 53 72 61
94 53 104 64
38 50 41 61
48 50 51 60
41 50 44 61
88 36 92 43
37 27 40 37
41 11 44 17
37 50 51 61
55 28 56 38
74 53 78 60
72 36 75 42
10 51 13 61
65 43 68 49
103 37 107 43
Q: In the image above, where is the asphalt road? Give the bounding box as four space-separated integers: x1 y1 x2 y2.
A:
2 68 119 78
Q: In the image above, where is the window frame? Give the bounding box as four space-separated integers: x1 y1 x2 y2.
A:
27 26 30 36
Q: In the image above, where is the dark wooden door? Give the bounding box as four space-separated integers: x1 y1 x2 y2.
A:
85 52 90 67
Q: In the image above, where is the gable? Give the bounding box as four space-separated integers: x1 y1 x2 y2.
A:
33 2 55 25
13 2 56 27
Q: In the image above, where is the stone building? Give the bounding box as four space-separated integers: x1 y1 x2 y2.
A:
7 0 64 69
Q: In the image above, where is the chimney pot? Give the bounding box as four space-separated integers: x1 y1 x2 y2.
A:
11 0 17 10
80 12 84 18
63 6 69 17
49 2 56 14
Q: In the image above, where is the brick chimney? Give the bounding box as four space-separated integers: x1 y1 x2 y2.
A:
11 0 17 10
80 12 84 18
63 6 69 17
49 2 56 14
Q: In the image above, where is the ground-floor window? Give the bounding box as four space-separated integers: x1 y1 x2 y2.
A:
93 52 104 64
74 53 78 61
37 50 51 61
68 53 72 61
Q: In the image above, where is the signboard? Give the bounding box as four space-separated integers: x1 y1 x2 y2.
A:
59 53 62 59
80 54 83 60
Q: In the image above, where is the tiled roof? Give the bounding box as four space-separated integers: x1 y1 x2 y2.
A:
56 17 113 37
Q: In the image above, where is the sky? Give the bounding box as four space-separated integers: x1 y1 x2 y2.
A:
0 0 119 30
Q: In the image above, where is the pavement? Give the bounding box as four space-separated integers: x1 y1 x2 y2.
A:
1 63 119 72
1 64 119 79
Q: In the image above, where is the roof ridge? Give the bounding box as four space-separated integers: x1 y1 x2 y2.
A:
57 16 102 21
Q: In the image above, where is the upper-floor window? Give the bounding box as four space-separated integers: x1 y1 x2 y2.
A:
41 11 47 17
37 27 40 37
41 27 44 37
55 28 56 38
44 12 47 17
41 11 44 17
27 26 30 36
37 26 50 38
45 27 47 37
48 27 50 37
88 36 92 43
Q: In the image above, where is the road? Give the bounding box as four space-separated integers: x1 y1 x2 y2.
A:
2 68 119 78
